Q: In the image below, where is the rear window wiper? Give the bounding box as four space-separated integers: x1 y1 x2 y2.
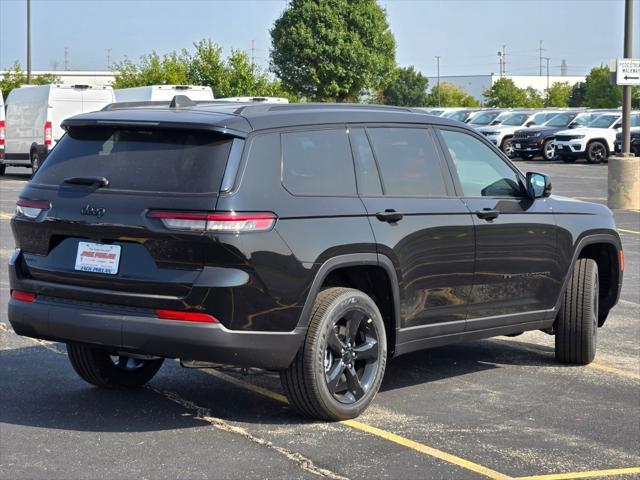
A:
63 176 110 188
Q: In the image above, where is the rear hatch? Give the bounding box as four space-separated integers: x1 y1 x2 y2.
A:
12 124 239 305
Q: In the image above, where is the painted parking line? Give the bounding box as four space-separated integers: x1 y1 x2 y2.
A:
618 228 640 235
495 340 640 381
198 367 512 480
619 299 640 307
0 212 12 220
516 466 640 480
199 367 640 480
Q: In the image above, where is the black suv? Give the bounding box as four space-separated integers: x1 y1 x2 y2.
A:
8 100 623 420
512 111 588 160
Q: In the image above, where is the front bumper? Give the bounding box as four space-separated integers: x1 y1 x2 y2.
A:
554 142 585 157
513 139 543 155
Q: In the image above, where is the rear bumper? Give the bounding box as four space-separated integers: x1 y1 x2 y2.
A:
8 296 304 369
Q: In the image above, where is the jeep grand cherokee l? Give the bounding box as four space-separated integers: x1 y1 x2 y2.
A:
8 100 623 421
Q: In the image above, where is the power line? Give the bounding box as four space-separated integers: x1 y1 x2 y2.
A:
64 47 69 70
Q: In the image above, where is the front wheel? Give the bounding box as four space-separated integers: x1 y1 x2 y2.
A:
586 141 607 164
555 259 599 365
67 343 164 388
281 287 387 421
542 140 555 160
501 138 514 157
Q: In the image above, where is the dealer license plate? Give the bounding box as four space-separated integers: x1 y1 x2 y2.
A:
74 242 121 275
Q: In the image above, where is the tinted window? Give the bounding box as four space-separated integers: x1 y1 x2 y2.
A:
440 129 523 198
367 128 447 197
349 128 382 195
33 127 232 193
282 129 356 196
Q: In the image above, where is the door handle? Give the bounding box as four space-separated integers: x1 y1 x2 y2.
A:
376 209 404 223
475 208 500 221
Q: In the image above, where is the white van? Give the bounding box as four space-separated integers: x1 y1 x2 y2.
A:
215 96 289 104
2 84 115 174
0 91 5 165
114 85 214 102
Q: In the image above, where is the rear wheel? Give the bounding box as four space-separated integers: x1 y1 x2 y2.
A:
281 287 387 421
30 150 42 174
0 164 5 176
67 343 164 388
555 259 599 365
586 141 607 164
542 140 555 160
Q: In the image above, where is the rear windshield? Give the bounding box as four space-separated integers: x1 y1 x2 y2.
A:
33 127 233 193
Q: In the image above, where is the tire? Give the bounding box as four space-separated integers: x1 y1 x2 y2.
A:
586 141 607 164
67 343 164 388
30 149 42 174
0 164 5 176
281 287 387 421
501 138 514 157
542 140 555 160
555 259 599 365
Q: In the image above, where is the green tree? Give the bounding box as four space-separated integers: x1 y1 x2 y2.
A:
270 0 396 101
568 81 586 107
546 82 572 107
112 50 190 89
428 82 478 107
187 39 230 96
631 86 640 109
483 78 527 107
584 66 621 108
524 86 544 108
0 61 60 96
380 66 429 106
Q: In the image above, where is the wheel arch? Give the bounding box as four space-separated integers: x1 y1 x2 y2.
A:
296 254 401 355
586 138 610 154
555 234 622 327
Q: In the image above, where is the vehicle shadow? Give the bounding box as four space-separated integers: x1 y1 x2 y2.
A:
0 336 565 431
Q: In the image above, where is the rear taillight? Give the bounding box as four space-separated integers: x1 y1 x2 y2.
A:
16 199 51 219
155 309 219 323
147 211 276 233
0 120 5 146
44 121 52 146
11 290 36 303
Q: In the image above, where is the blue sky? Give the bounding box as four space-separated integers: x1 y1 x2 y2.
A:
1 0 638 77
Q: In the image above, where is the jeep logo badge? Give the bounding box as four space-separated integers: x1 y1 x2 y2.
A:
80 205 106 218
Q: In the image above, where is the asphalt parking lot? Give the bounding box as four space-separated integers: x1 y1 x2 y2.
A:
0 161 638 480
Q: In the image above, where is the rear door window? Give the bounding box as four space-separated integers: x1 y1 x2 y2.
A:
33 127 233 193
282 129 356 196
366 127 448 197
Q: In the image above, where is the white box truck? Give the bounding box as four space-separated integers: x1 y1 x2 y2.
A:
2 84 115 175
0 91 5 164
114 85 214 102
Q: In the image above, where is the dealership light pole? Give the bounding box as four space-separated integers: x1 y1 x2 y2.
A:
26 0 32 84
543 57 550 105
608 0 639 210
435 56 441 107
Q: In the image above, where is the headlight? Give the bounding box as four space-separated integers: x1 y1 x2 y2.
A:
571 135 585 140
486 131 499 136
531 133 542 138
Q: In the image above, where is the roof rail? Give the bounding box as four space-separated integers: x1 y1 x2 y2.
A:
233 102 418 115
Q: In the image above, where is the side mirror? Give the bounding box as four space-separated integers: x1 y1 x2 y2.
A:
526 121 536 127
526 172 552 198
567 123 577 129
490 120 500 125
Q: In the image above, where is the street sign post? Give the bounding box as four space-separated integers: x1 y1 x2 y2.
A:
616 59 640 85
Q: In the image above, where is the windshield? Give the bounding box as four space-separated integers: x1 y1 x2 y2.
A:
33 127 233 193
501 113 529 126
444 111 469 122
544 113 578 128
588 115 620 129
469 111 499 125
630 114 640 127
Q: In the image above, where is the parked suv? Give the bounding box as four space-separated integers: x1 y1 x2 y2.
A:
512 111 588 160
8 101 623 420
614 113 640 156
477 111 559 157
554 113 623 163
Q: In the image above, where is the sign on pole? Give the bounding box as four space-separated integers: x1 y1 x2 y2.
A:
616 59 640 85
